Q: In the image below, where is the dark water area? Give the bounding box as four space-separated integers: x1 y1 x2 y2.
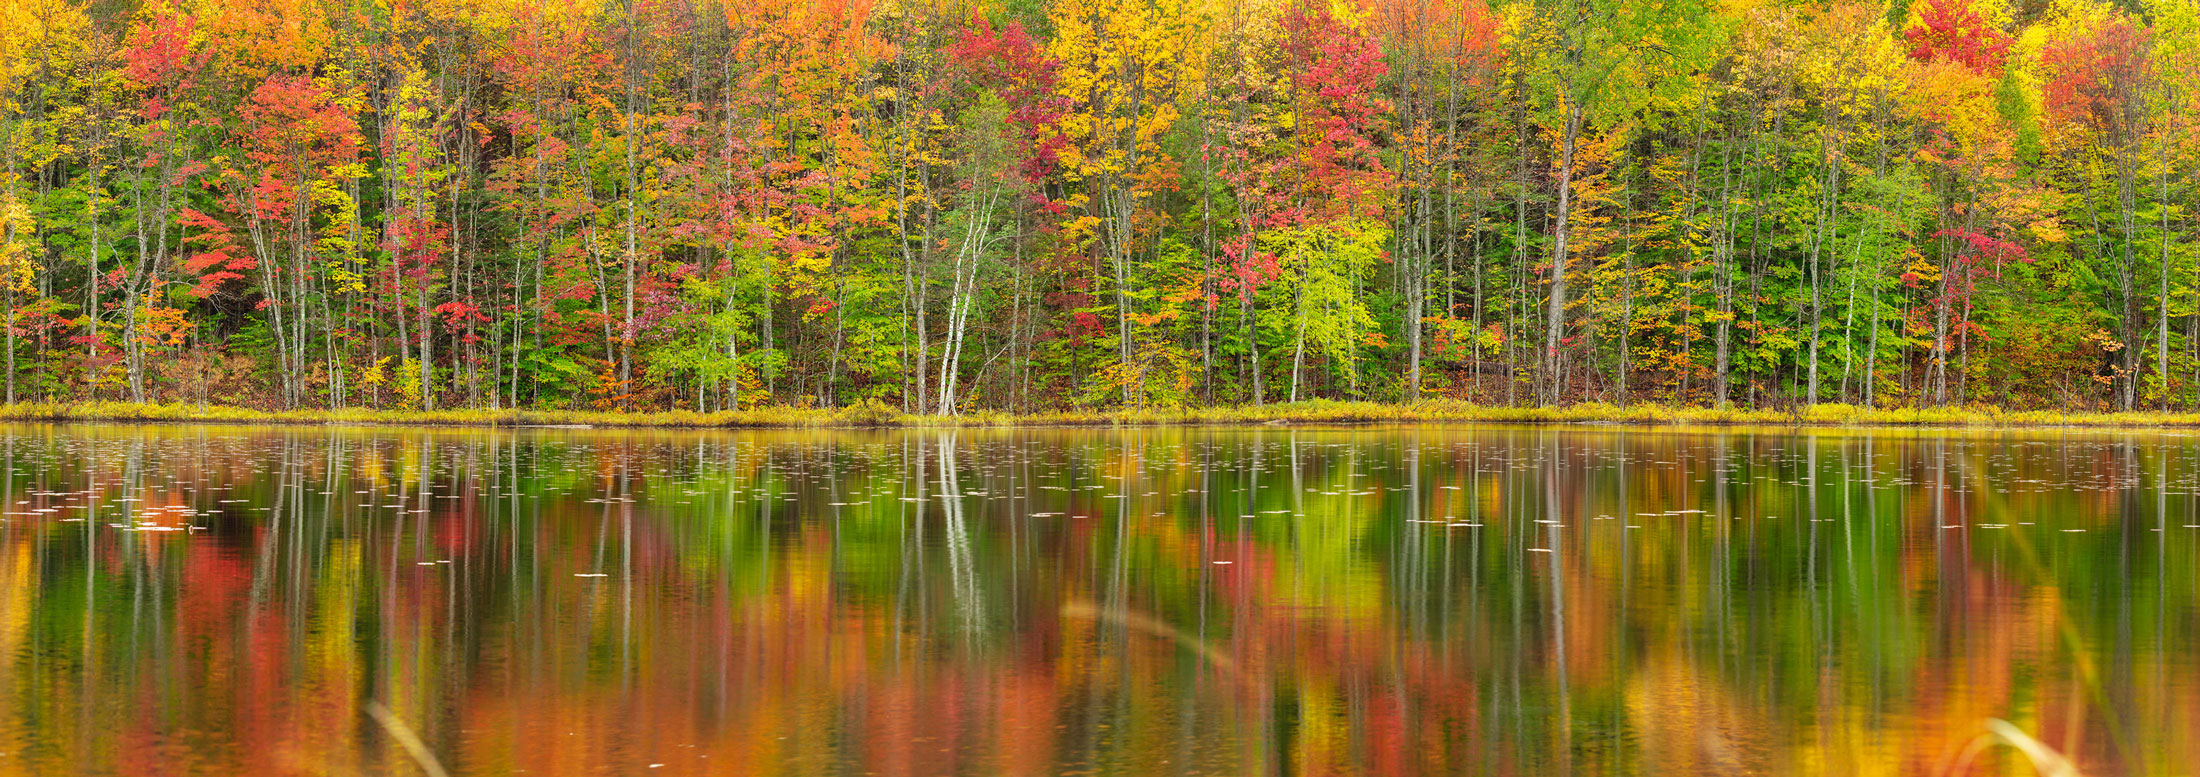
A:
0 423 2196 776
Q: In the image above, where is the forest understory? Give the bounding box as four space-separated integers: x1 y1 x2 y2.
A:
20 398 2200 431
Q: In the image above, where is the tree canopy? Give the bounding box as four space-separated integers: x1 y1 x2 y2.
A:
0 0 2194 412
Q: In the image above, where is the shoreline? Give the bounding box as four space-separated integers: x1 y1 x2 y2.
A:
7 400 2200 431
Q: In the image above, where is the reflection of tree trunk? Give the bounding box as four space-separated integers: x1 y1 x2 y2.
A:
2113 441 2136 718
620 462 634 687
937 433 979 634
1542 432 1571 774
894 435 924 656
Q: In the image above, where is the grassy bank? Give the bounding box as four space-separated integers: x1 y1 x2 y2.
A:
9 399 2200 430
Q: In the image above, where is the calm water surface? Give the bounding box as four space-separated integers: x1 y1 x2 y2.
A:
1 423 2197 776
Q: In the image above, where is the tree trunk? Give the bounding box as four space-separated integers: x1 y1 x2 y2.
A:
1542 104 1582 406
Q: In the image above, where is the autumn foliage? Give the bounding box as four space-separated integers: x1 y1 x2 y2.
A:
0 0 2190 412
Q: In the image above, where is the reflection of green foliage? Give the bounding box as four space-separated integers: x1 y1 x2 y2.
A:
6 426 2200 774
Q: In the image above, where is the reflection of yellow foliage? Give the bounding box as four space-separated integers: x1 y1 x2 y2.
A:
1627 656 1777 775
0 544 30 683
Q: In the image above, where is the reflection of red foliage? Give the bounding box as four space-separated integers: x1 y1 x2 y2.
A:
29 433 2187 777
179 535 253 634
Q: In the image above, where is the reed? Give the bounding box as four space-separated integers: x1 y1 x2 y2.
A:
12 399 2200 430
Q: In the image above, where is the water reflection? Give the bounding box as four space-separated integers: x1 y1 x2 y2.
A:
0 424 2196 776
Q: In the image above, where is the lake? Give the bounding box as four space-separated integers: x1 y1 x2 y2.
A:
0 423 2195 775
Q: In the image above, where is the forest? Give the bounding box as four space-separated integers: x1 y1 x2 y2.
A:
0 0 2194 414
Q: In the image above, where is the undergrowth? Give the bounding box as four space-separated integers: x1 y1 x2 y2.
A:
10 399 2200 430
